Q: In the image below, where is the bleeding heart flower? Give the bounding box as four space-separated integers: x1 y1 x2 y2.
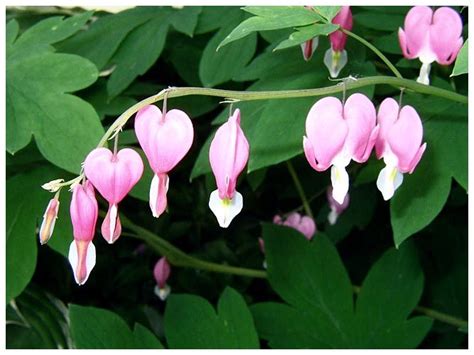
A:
303 93 379 204
153 257 171 301
326 186 350 225
301 37 319 61
273 212 316 240
39 197 60 245
324 6 353 78
135 105 194 218
84 147 144 244
398 6 463 85
68 181 98 286
208 109 249 228
375 98 427 200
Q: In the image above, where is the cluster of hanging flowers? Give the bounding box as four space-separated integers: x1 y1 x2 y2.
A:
38 5 462 286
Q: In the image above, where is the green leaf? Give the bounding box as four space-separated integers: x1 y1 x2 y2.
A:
7 167 65 303
356 11 404 32
6 19 20 46
451 39 468 77
169 6 202 37
132 324 164 349
69 304 163 349
107 15 169 98
274 23 338 51
218 7 321 49
252 224 432 348
164 287 259 348
199 9 257 87
7 16 104 173
312 6 341 22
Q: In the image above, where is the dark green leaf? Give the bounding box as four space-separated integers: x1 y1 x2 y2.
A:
133 323 164 349
169 6 202 37
274 23 338 51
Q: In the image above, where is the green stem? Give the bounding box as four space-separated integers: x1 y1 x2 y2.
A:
342 29 403 79
286 161 314 219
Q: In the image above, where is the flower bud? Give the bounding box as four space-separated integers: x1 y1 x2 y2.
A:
39 198 60 245
273 212 316 240
153 257 171 301
327 186 350 225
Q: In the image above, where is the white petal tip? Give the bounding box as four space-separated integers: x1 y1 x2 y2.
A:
331 165 349 206
376 165 404 201
208 190 243 228
154 284 171 301
324 49 348 78
68 240 96 286
327 210 338 225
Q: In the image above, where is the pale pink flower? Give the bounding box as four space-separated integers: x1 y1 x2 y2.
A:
273 212 316 240
303 93 378 204
68 181 98 286
208 109 250 228
135 105 194 218
324 6 353 78
153 257 171 301
375 98 427 200
398 6 463 85
84 147 143 244
39 198 60 245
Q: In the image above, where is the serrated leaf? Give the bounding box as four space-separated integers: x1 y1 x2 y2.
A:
164 287 259 348
274 23 338 51
252 224 432 348
7 16 104 173
199 9 257 87
451 39 468 77
218 7 321 49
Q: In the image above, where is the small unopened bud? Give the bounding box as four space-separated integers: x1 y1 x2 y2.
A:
153 257 171 301
273 212 316 240
39 198 60 245
41 179 64 192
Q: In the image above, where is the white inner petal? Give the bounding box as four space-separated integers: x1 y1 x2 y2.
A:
331 164 349 205
149 174 159 218
376 164 404 201
327 209 339 225
208 189 243 228
416 62 431 86
68 241 96 286
154 284 171 301
108 204 118 244
324 48 348 78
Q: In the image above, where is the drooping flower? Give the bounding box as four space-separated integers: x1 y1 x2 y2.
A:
135 105 194 218
300 6 319 61
324 6 353 78
326 186 350 225
208 109 250 228
39 197 60 245
273 212 316 240
84 147 144 244
68 181 98 286
303 93 378 204
398 6 463 85
375 98 427 200
153 257 171 301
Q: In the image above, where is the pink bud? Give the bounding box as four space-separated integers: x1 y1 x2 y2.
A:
375 98 427 200
273 212 316 240
68 181 98 286
399 6 463 84
208 109 249 228
329 6 353 52
153 257 171 301
84 147 144 244
301 37 319 61
258 237 265 254
135 105 194 218
39 198 60 245
303 94 378 204
327 186 350 225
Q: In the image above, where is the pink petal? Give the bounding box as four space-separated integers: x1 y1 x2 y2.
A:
343 93 376 162
430 7 463 65
84 147 144 204
387 105 424 173
401 6 433 59
150 173 169 218
375 98 400 159
299 216 316 240
284 212 302 228
209 109 250 200
135 105 194 174
154 257 171 289
329 6 353 51
305 97 348 170
408 142 427 174
70 181 98 241
101 204 122 244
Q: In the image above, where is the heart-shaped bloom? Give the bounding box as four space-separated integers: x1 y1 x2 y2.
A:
135 105 194 218
68 181 98 286
153 257 171 301
303 93 378 204
375 98 427 200
326 186 350 225
84 147 144 244
39 197 60 245
324 6 353 78
208 109 249 228
273 212 316 240
399 6 463 85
